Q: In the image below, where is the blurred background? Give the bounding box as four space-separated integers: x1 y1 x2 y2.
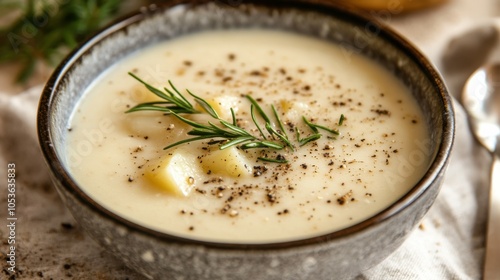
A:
0 0 475 95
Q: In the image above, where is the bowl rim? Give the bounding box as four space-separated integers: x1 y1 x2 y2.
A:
37 0 455 250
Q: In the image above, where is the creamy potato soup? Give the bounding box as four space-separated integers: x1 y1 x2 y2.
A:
66 30 430 243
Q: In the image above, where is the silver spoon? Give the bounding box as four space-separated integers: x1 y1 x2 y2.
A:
462 63 500 280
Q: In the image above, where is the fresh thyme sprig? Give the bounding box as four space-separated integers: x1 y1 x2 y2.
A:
126 74 344 163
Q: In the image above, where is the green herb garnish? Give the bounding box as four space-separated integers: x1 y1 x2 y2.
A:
126 73 344 163
0 0 124 83
338 114 345 126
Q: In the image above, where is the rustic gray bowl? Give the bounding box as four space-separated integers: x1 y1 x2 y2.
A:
37 1 454 279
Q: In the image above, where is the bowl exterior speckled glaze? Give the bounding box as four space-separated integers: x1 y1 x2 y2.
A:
37 1 454 279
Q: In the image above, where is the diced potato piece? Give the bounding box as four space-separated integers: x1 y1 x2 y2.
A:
278 99 310 122
201 147 252 178
195 95 240 120
145 150 202 196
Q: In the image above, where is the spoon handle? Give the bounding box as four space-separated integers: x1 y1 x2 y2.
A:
484 153 500 280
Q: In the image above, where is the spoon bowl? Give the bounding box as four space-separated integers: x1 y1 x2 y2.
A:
462 63 500 280
462 64 500 152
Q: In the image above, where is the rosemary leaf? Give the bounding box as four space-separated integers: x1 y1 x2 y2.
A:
272 104 290 140
303 117 319 133
338 114 345 126
170 81 193 109
189 90 219 118
129 73 173 101
219 120 250 136
219 136 255 150
230 108 237 126
298 133 322 147
164 136 216 150
169 111 209 129
303 116 339 135
126 102 192 114
265 123 294 151
250 104 267 140
246 95 271 123
241 141 284 150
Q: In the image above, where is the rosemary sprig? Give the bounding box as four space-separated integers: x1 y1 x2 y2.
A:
126 75 344 163
126 75 288 154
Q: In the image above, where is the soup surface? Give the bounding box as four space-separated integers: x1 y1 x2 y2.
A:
67 29 430 243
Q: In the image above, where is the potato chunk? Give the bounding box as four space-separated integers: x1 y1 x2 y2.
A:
201 147 252 178
145 150 202 196
279 99 310 121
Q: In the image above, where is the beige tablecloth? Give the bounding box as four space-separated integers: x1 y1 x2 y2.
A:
0 0 498 279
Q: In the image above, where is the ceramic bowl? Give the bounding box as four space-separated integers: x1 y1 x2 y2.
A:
37 1 454 279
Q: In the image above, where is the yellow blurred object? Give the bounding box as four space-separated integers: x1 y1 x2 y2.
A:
336 0 447 13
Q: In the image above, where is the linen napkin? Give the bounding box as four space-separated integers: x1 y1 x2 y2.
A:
0 19 497 280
